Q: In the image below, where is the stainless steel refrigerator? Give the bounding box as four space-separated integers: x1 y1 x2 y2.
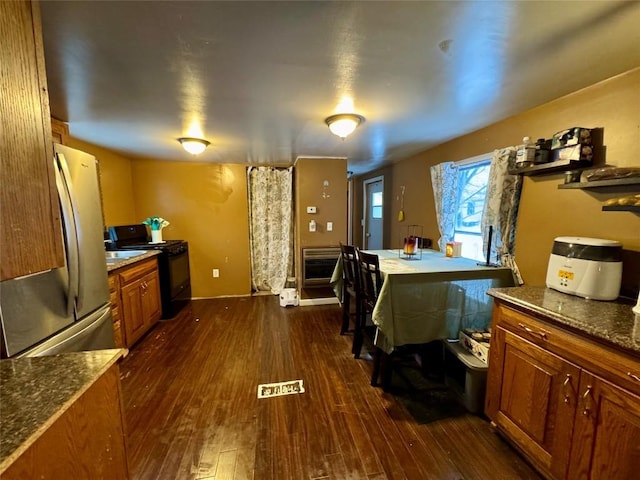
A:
0 144 114 358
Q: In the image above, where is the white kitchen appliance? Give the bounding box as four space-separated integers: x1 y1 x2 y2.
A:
279 288 299 307
546 236 623 301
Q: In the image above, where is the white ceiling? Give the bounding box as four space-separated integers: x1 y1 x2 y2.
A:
40 1 640 175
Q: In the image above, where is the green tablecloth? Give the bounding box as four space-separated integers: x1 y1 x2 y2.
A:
331 249 516 353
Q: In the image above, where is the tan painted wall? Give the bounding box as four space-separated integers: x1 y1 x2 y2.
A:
65 137 137 226
295 157 348 282
130 160 251 298
357 68 640 287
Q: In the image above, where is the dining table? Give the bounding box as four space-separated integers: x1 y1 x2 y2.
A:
330 249 516 353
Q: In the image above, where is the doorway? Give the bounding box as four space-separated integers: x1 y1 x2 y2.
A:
363 176 384 250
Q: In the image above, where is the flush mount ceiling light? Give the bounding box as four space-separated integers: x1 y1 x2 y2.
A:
178 137 210 155
325 113 365 139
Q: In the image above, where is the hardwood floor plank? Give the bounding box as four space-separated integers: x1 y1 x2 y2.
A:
120 296 541 479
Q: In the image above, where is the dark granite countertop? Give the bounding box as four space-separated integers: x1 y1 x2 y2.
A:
0 349 126 473
106 249 160 273
487 286 640 356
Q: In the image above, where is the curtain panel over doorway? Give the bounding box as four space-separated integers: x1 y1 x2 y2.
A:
247 166 293 294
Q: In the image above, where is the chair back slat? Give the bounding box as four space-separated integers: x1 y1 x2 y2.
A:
356 249 382 308
340 243 360 291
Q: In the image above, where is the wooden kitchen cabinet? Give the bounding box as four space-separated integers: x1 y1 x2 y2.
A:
51 117 69 145
0 1 64 280
2 358 129 479
108 274 125 348
110 258 161 348
486 302 640 480
567 372 640 479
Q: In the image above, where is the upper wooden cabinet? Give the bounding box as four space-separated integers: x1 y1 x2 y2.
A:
51 117 69 145
0 1 64 280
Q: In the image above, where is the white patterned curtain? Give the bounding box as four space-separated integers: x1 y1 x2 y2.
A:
248 166 293 294
430 162 459 252
481 147 524 284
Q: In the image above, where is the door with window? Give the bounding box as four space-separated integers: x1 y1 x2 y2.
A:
363 177 383 250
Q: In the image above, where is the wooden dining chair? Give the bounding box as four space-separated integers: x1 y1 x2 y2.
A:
356 250 448 391
339 243 361 335
354 248 384 386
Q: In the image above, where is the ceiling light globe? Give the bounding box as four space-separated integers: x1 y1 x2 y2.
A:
178 137 210 155
325 114 364 139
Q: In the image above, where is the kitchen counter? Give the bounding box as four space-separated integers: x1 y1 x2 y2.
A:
0 348 127 474
487 286 639 356
106 249 160 272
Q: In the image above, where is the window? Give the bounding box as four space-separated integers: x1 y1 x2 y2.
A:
371 191 383 219
453 156 491 262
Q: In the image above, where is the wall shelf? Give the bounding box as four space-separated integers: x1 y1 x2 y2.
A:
602 205 640 213
558 176 640 190
509 159 592 177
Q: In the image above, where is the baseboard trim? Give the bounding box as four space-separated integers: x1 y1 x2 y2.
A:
298 297 339 306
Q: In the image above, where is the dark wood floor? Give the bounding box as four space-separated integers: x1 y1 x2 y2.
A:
119 296 541 480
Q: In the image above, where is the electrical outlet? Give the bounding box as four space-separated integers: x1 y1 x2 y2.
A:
327 221 333 232
213 269 219 278
307 206 317 214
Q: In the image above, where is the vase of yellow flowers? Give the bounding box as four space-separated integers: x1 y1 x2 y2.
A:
142 216 170 243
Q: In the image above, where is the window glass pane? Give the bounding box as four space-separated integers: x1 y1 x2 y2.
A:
455 161 490 234
372 206 382 219
372 191 383 207
453 160 490 262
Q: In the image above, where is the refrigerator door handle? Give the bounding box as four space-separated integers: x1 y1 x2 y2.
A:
55 154 80 317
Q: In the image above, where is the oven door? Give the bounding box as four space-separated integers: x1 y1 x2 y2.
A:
167 249 191 300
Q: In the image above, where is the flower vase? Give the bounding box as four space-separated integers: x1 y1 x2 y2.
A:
151 229 163 243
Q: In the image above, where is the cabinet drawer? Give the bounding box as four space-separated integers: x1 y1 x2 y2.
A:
112 320 124 349
495 304 640 398
118 258 158 285
111 304 120 324
108 273 118 292
109 289 119 306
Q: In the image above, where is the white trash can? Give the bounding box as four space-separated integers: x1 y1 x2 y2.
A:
279 288 299 307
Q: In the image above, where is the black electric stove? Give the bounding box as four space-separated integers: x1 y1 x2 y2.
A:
107 224 191 319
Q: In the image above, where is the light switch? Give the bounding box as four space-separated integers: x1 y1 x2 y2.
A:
307 206 317 214
327 222 333 232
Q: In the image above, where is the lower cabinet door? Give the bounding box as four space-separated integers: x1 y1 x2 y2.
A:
121 280 146 347
141 270 161 329
568 372 640 480
493 327 580 479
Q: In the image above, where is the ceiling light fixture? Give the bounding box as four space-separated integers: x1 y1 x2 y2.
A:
325 113 365 139
178 137 210 155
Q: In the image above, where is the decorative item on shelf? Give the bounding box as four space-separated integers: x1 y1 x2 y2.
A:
551 127 593 164
586 166 640 182
142 216 170 243
564 170 582 184
534 138 552 164
514 136 536 169
399 224 423 260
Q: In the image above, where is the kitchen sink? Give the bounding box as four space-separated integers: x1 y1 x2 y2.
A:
105 250 147 261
